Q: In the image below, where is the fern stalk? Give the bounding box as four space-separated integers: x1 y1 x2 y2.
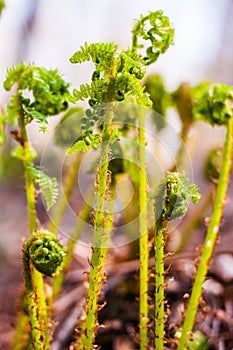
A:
77 106 114 349
155 217 166 349
178 119 233 349
138 110 149 349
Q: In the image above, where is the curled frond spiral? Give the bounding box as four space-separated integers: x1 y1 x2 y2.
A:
132 10 174 65
24 231 65 277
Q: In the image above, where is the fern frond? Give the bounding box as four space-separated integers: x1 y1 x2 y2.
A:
32 168 59 210
71 80 108 104
66 132 101 155
4 64 70 130
70 42 118 66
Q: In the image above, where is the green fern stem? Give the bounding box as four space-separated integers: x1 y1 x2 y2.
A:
22 238 47 350
77 106 114 350
22 232 64 349
13 100 49 350
18 108 37 232
178 119 233 349
155 217 166 350
138 109 149 349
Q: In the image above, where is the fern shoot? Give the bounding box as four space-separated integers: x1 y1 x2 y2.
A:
3 63 69 350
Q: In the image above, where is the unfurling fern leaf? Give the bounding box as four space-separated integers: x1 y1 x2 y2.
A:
66 132 101 155
31 168 58 210
132 10 174 65
4 63 70 130
70 42 118 66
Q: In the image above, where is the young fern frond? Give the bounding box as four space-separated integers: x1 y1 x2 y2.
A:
69 43 150 108
24 231 65 278
4 63 69 131
4 63 69 349
67 11 175 349
178 83 233 349
70 42 118 66
154 172 201 350
130 11 174 349
32 168 59 211
132 10 174 64
22 231 65 349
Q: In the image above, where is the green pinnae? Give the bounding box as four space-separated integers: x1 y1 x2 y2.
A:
28 231 65 277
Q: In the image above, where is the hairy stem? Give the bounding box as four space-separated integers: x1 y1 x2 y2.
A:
178 119 233 349
138 109 149 349
22 237 48 349
77 106 114 350
155 218 166 350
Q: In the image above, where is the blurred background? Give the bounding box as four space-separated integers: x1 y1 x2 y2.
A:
0 1 233 349
0 0 232 96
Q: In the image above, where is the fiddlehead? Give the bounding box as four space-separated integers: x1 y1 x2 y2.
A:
24 231 65 278
22 231 65 349
132 10 174 65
